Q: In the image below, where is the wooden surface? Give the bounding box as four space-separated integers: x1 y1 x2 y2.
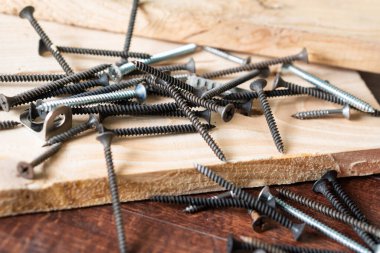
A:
2 0 380 73
1 14 380 217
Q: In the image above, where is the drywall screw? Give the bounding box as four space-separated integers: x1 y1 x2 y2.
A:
184 191 234 213
122 0 139 61
156 58 196 73
186 75 247 96
19 6 74 75
277 187 380 238
38 39 150 59
261 186 371 253
147 109 211 124
250 79 284 153
108 43 198 81
194 163 304 240
0 64 109 111
0 73 66 83
36 84 147 112
109 123 215 138
96 128 127 253
227 235 286 253
282 63 375 113
200 48 308 79
0 120 21 130
201 67 269 99
17 143 62 179
203 46 251 65
248 209 272 233
224 89 299 100
43 115 98 146
292 104 351 120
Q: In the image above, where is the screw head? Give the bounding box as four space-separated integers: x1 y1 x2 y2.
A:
219 103 235 122
17 161 34 179
98 74 110 87
38 39 50 56
251 214 270 233
87 114 99 128
226 234 238 253
259 67 270 78
0 94 16 112
108 64 122 82
186 58 196 73
242 56 252 65
19 6 35 20
249 79 267 92
296 48 309 63
134 83 147 103
291 223 306 241
196 109 212 124
321 170 338 182
96 131 114 147
239 99 253 116
342 104 351 120
272 72 286 90
312 178 329 194
258 186 276 208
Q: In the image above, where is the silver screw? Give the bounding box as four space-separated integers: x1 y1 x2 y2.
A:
108 43 197 81
203 46 251 65
260 186 372 253
292 104 351 120
282 63 375 113
36 84 147 112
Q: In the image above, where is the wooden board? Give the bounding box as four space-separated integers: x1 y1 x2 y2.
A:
2 0 380 73
0 14 380 217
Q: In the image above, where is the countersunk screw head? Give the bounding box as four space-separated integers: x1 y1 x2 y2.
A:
226 234 237 253
342 104 351 120
134 83 147 103
96 131 114 147
250 79 267 92
321 170 338 182
196 109 212 124
17 161 34 179
249 210 271 233
108 64 122 82
19 6 35 20
259 67 270 78
243 56 252 65
87 114 100 128
186 58 196 73
258 186 276 208
272 72 286 90
296 48 309 63
312 178 329 194
0 94 16 112
239 99 253 116
38 39 49 56
218 103 235 122
98 73 110 87
291 223 306 241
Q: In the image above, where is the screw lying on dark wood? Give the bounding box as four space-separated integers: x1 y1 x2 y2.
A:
17 143 62 179
96 127 127 253
248 209 271 233
19 6 74 75
0 73 66 83
184 191 234 213
203 46 251 65
122 0 139 62
200 48 308 79
250 79 284 153
292 104 351 120
0 120 21 130
227 234 286 253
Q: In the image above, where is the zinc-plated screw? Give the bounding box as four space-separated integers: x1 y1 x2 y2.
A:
250 79 284 153
282 64 375 113
17 143 62 179
203 46 251 65
261 186 372 253
36 84 147 112
0 73 66 83
184 191 234 213
19 6 74 75
292 104 351 120
227 235 286 253
0 120 21 130
200 48 308 79
96 129 127 253
108 43 198 81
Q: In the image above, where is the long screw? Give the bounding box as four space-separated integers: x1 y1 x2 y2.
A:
201 68 269 99
142 109 212 123
19 6 74 75
250 79 284 153
184 191 234 213
282 63 375 113
38 39 150 59
194 163 304 240
186 75 248 96
96 129 127 253
0 120 21 130
0 64 109 111
200 48 308 79
108 43 197 81
228 235 286 253
224 89 301 100
17 143 62 179
154 58 196 73
292 105 351 120
36 84 147 112
122 0 139 61
0 73 65 83
261 186 371 253
203 46 251 65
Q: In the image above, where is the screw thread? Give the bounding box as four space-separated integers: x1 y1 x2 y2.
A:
277 243 345 253
122 0 139 59
51 49 75 75
146 85 172 98
45 122 93 146
0 120 20 130
30 143 62 167
155 62 193 73
224 89 300 100
0 73 65 83
292 110 332 120
237 236 287 253
203 46 249 65
184 191 233 213
56 46 150 59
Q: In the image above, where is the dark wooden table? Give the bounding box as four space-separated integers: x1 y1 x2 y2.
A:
0 73 379 253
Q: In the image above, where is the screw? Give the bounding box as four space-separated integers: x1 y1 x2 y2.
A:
277 187 380 238
0 73 66 83
96 129 127 253
262 186 372 253
0 64 109 111
250 79 285 153
0 120 21 130
108 43 197 81
186 75 247 96
36 84 147 112
17 143 62 179
282 63 375 113
201 67 269 99
224 89 299 100
122 0 139 62
184 191 234 213
194 163 304 240
227 234 286 253
200 48 308 79
156 58 196 73
292 104 351 120
19 6 74 75
38 39 150 59
203 46 251 65
248 209 272 233
149 109 211 124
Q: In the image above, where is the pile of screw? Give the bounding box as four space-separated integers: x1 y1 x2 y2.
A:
1 2 379 253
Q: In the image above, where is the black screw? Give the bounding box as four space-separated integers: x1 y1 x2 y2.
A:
145 109 211 124
200 48 308 79
0 73 66 83
17 143 62 179
0 120 21 130
223 89 299 100
155 58 196 74
96 128 127 253
183 191 234 213
248 209 272 233
19 6 74 75
250 79 285 153
122 0 139 61
227 234 286 253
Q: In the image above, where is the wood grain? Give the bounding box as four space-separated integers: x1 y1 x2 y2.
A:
0 14 379 217
1 0 380 72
